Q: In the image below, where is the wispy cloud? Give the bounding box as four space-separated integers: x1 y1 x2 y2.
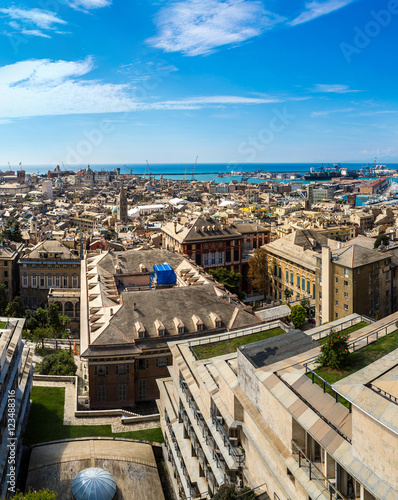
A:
68 0 112 11
0 7 67 38
147 0 284 56
290 0 354 26
311 107 355 117
312 84 362 93
0 58 285 119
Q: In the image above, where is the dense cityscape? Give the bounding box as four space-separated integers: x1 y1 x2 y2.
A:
0 162 397 499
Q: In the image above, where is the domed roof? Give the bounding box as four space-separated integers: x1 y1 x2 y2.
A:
56 177 64 183
30 216 37 221
112 206 118 214
72 468 116 500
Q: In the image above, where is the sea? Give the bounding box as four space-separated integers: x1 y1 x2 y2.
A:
3 162 398 185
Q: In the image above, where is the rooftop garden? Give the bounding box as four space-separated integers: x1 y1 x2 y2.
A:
192 327 285 360
310 329 398 407
317 321 368 345
24 387 164 446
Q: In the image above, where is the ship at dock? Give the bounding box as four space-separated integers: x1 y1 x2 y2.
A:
303 164 359 180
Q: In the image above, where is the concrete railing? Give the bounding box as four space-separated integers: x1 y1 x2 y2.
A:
307 314 374 341
33 374 76 383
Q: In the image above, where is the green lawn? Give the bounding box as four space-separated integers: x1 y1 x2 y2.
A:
310 329 398 407
0 321 8 329
24 387 164 446
318 321 368 345
192 328 285 360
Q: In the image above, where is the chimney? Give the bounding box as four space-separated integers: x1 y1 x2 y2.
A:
133 302 137 311
337 242 342 249
174 221 177 233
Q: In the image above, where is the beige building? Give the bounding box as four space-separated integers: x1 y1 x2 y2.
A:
316 245 397 324
157 314 398 500
19 240 80 309
0 242 23 302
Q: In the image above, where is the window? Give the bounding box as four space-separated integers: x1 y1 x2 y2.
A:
115 364 129 375
344 280 348 286
319 292 322 299
155 357 169 368
136 359 149 371
97 385 106 402
118 384 127 401
138 379 147 401
336 288 338 294
307 280 310 293
40 276 45 288
94 365 109 376
344 304 348 311
302 278 305 290
344 268 349 277
73 275 78 287
290 272 293 285
297 276 300 288
357 268 361 275
335 300 338 306
386 271 389 282
48 276 52 288
344 292 348 298
55 275 60 287
335 277 338 283
197 323 203 331
375 274 379 280
22 275 28 287
4 271 7 278
32 275 37 288
178 326 184 334
286 270 289 282
63 275 68 287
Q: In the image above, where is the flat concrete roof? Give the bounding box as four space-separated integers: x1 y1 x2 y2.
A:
239 329 318 369
26 438 165 500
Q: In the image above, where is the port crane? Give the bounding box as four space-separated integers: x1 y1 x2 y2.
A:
144 160 152 179
190 156 198 181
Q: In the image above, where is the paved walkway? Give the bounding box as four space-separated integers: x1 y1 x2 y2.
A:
33 380 160 433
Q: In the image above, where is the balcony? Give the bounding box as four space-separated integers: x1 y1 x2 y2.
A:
291 440 347 500
210 409 245 467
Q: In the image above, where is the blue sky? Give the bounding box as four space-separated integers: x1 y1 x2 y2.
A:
0 0 397 166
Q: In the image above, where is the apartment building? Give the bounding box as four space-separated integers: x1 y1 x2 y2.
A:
0 242 23 302
157 315 398 500
19 240 80 309
263 230 338 303
161 216 270 276
359 178 388 195
316 245 397 324
80 249 262 409
0 317 34 498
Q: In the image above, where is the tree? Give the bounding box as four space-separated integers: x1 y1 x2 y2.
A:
289 304 306 329
39 350 77 376
24 310 39 332
212 485 255 500
12 489 57 499
5 296 24 318
209 267 242 296
34 307 48 327
318 330 350 370
284 288 293 301
374 234 389 249
47 303 61 332
0 284 7 315
0 219 23 242
248 247 269 297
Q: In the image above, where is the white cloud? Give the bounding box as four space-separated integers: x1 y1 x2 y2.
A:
313 84 362 93
0 58 282 119
290 0 354 26
0 7 67 30
20 29 51 39
311 107 355 117
147 0 284 56
68 0 112 10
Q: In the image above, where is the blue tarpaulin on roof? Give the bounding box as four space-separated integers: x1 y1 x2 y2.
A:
154 263 177 285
